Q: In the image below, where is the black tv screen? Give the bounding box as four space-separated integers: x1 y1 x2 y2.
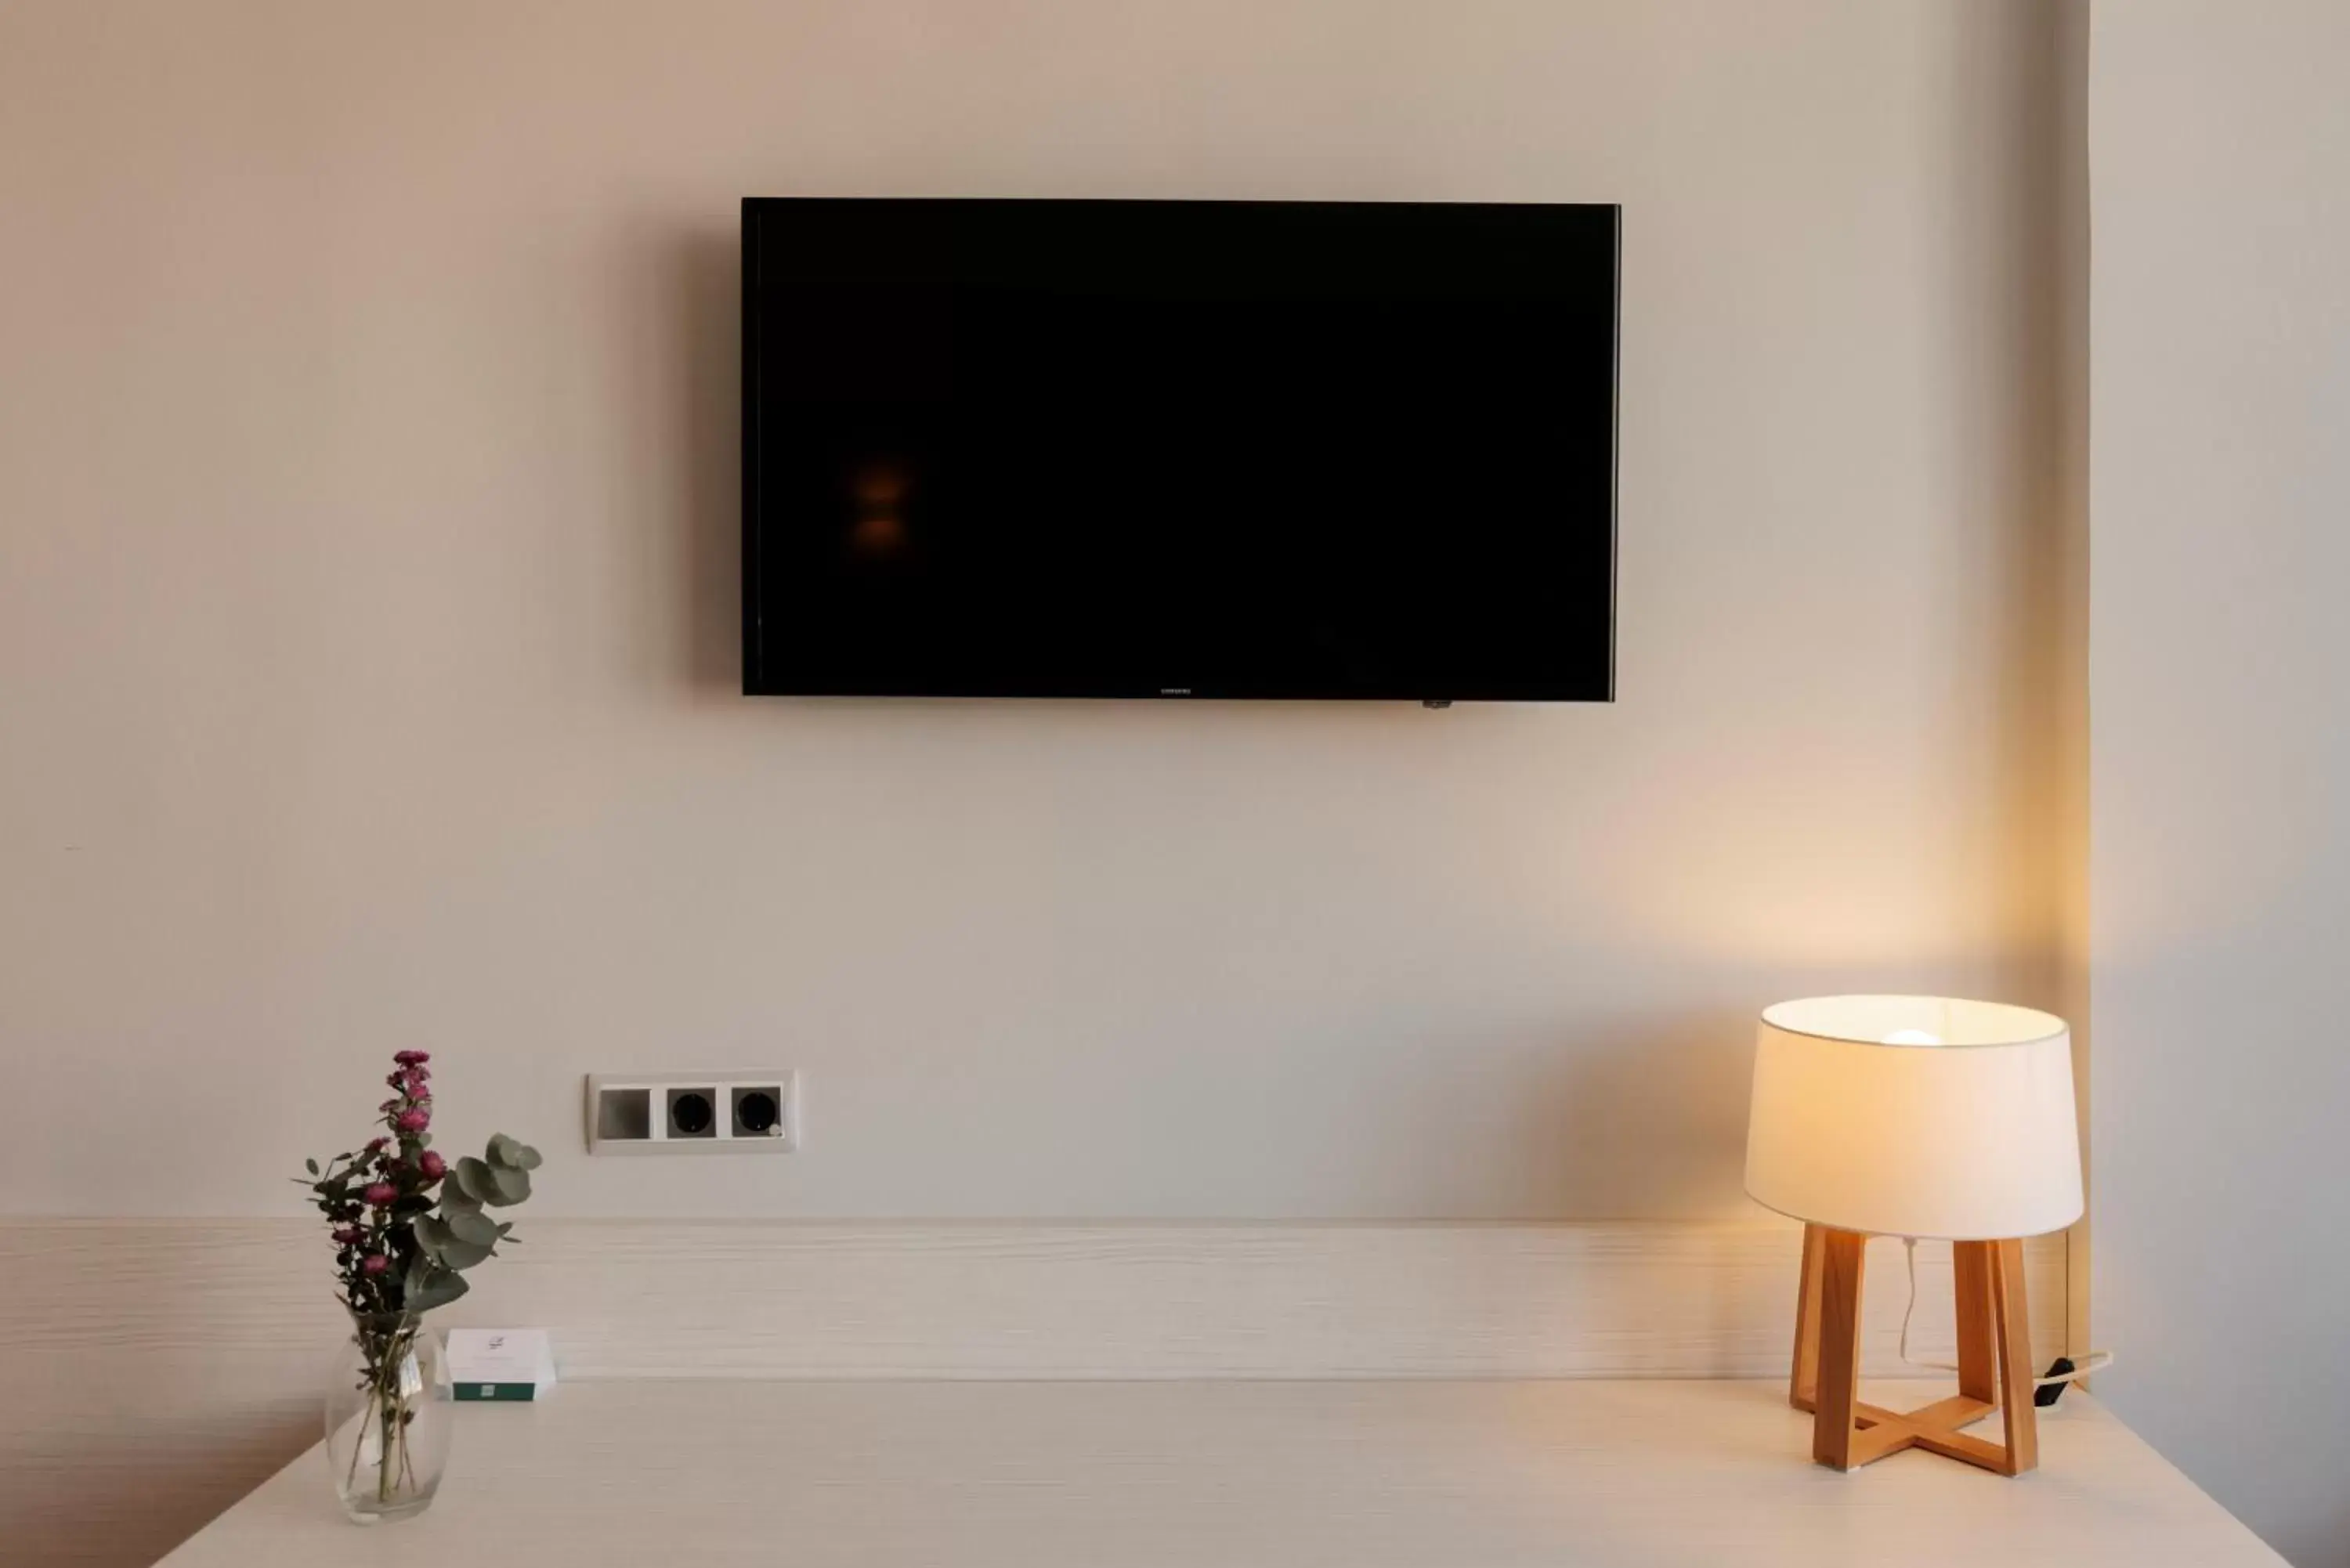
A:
742 197 1618 702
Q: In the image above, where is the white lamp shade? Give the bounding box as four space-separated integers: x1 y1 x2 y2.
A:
1744 995 2083 1241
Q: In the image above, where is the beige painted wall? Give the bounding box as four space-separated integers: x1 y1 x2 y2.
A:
1 5 2088 1563
0 0 2076 1222
2088 5 2350 1565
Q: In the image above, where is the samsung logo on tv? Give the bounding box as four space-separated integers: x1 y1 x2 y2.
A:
1159 687 1193 696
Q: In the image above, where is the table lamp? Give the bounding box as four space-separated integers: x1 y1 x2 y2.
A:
1744 995 2081 1476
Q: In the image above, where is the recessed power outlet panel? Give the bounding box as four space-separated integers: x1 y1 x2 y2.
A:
585 1072 799 1156
732 1086 783 1137
667 1087 718 1140
595 1087 652 1143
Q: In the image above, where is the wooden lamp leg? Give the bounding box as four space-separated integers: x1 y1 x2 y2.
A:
1789 1223 1828 1411
1810 1227 1867 1469
1952 1239 1998 1405
1789 1228 2041 1476
1991 1238 2039 1474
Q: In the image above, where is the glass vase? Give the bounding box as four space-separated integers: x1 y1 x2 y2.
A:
324 1310 451 1523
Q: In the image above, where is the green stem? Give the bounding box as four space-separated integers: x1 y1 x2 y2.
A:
378 1389 398 1504
376 1325 413 1505
343 1389 369 1491
346 1321 418 1509
399 1393 415 1493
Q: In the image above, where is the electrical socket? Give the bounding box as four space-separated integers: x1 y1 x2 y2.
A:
585 1072 798 1156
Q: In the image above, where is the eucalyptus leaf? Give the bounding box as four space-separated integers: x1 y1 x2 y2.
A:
306 1158 319 1176
452 1156 494 1203
406 1269 470 1313
446 1209 501 1248
437 1237 494 1271
485 1165 531 1206
409 1214 450 1263
487 1133 543 1172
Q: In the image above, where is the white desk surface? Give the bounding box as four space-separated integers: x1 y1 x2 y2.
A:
159 1378 2281 1567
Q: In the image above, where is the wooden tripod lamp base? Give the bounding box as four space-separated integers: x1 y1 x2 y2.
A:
1789 1223 2039 1475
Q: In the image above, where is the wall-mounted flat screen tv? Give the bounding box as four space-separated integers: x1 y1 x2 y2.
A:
743 197 1618 702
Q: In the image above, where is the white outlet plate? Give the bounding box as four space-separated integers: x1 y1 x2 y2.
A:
584 1071 799 1156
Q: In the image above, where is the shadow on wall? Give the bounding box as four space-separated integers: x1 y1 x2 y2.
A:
1541 1008 1758 1217
674 226 741 696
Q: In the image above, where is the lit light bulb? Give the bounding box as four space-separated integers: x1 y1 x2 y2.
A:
1882 1028 1944 1046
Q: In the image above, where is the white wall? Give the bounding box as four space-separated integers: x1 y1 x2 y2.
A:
2090 5 2350 1564
0 0 2076 1221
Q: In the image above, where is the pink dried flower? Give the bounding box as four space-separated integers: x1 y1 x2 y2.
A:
394 1107 430 1134
362 1182 396 1207
393 1050 432 1066
365 1137 388 1153
360 1253 389 1276
332 1227 363 1246
418 1151 446 1182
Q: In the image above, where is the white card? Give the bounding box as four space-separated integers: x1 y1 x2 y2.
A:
445 1328 558 1397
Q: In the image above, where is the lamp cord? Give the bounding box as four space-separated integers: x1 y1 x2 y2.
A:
1897 1237 2113 1388
1897 1236 1943 1371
